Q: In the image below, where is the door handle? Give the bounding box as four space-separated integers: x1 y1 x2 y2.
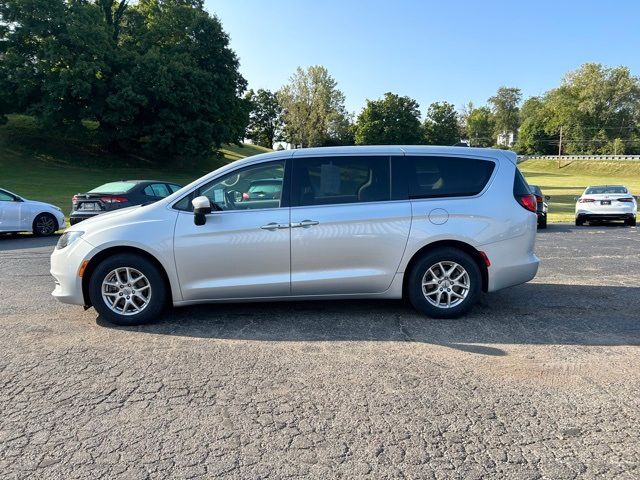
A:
260 222 289 231
291 219 319 228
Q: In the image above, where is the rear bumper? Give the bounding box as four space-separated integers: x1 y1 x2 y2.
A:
576 212 635 221
482 230 539 292
69 212 100 225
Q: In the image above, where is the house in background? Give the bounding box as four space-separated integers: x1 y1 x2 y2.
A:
497 131 515 147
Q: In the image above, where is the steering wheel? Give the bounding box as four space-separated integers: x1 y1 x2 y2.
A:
225 190 240 208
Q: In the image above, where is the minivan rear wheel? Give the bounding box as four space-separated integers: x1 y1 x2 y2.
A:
88 253 166 326
407 248 481 319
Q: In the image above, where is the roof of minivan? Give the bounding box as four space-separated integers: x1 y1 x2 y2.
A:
230 145 517 169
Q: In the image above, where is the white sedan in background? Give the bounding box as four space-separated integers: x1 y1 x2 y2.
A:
0 188 66 236
575 185 637 226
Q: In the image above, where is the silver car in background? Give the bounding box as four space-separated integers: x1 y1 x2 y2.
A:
51 146 539 326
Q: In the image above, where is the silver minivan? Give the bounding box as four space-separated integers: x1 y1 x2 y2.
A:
51 146 539 326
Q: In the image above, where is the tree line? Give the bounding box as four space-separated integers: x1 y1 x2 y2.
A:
2 2 640 169
249 63 640 156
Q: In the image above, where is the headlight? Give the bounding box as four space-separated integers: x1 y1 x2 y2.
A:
56 231 84 250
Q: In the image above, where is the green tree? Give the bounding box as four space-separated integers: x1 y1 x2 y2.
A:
488 86 522 136
514 97 555 154
245 89 283 148
0 0 250 165
354 92 422 145
423 101 460 145
543 63 640 154
466 107 495 147
277 66 350 147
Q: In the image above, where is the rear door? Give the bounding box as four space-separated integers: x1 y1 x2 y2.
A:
289 155 411 295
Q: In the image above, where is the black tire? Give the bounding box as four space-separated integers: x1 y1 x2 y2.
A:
32 213 58 236
626 217 637 227
575 217 584 226
88 253 167 326
407 248 481 319
538 215 547 229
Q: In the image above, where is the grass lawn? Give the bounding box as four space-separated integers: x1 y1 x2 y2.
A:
0 115 270 215
519 159 640 222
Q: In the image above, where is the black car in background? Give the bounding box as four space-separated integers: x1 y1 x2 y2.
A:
70 180 182 225
529 184 549 229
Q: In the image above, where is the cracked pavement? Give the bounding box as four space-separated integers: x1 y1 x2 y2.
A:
1 224 639 478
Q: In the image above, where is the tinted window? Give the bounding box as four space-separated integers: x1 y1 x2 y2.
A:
0 190 15 201
585 186 628 195
292 156 390 206
168 184 182 193
513 167 530 196
89 181 137 194
144 183 170 197
174 161 285 211
403 156 495 199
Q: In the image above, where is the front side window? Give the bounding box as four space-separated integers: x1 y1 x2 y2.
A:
174 161 285 211
0 190 16 202
405 156 496 199
292 156 390 206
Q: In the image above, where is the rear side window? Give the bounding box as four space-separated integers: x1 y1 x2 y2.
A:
513 167 531 196
144 183 170 197
292 156 390 206
404 156 495 199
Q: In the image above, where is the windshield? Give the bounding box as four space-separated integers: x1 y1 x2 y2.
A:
585 186 628 195
89 181 138 194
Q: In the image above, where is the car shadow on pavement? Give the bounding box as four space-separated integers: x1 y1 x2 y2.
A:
0 233 60 251
97 282 640 354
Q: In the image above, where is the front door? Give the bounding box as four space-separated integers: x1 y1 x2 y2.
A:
289 156 411 295
173 160 291 301
0 190 22 231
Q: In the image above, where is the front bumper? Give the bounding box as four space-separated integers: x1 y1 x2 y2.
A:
50 237 95 305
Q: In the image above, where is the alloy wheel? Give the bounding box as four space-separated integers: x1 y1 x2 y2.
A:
101 267 152 316
36 215 56 235
421 261 470 309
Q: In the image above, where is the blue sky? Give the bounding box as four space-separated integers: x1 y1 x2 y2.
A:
205 0 640 115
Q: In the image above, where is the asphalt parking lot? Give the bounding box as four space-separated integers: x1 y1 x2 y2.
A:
1 225 639 479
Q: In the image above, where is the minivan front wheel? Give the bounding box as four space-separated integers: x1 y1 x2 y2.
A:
408 248 481 319
88 253 167 326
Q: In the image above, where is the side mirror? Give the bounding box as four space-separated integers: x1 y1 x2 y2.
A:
545 195 551 201
192 195 212 226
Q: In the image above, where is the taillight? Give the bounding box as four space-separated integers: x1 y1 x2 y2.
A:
578 198 595 203
535 195 543 204
242 192 249 201
516 193 537 213
100 196 128 203
618 197 634 203
72 195 78 205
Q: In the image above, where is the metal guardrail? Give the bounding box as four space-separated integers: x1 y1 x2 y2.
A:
519 155 640 162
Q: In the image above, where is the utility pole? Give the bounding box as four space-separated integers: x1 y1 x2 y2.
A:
558 125 563 168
